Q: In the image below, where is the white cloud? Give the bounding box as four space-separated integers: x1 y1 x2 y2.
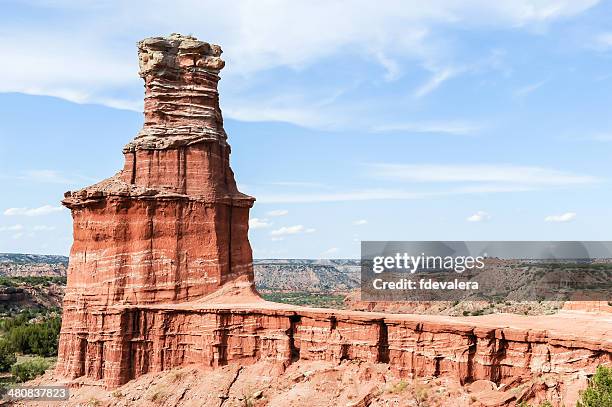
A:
353 219 368 225
259 189 429 204
0 224 24 232
413 67 458 98
256 185 537 204
373 121 482 135
321 247 339 256
266 209 289 217
269 182 328 188
374 52 402 81
593 32 612 50
305 228 316 233
270 225 308 236
369 164 599 185
467 211 491 222
22 170 75 184
249 218 271 229
0 170 94 185
544 212 576 222
514 79 548 98
33 225 57 231
0 0 598 126
589 133 612 142
3 205 64 216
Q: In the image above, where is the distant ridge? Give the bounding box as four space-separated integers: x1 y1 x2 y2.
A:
0 253 69 265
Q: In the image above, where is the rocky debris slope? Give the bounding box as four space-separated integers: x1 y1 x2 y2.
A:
0 253 67 277
28 360 471 406
52 34 611 407
254 259 360 293
28 337 605 407
0 283 64 310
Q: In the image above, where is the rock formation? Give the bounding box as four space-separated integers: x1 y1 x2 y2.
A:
56 35 611 405
61 34 256 304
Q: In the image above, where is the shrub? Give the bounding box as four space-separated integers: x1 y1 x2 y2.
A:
577 365 612 407
10 357 50 382
0 339 16 372
2 314 61 357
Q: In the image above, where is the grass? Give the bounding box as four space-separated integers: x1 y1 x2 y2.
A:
387 380 408 394
262 292 346 308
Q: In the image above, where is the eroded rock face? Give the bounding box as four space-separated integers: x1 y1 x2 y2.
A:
56 35 611 405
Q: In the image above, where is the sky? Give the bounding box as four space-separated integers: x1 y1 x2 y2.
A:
1 0 612 258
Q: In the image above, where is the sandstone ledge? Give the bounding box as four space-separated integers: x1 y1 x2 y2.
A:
62 176 254 209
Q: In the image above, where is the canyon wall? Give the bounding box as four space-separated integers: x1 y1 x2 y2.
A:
56 35 611 404
57 302 611 395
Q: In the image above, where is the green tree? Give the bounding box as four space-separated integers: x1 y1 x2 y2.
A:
10 358 50 382
0 339 16 372
577 365 612 407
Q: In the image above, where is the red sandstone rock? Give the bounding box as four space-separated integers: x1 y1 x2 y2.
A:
55 35 612 406
56 34 259 385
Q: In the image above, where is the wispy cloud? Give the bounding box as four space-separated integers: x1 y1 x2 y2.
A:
270 225 315 236
372 121 482 136
545 212 576 222
0 0 598 128
266 209 289 217
22 170 75 184
0 224 24 232
514 79 547 98
268 182 328 188
257 184 540 204
588 132 612 142
374 52 401 81
32 225 56 231
593 32 612 50
4 205 64 216
249 218 271 229
353 219 368 225
321 247 339 257
369 164 599 185
466 211 491 222
0 170 94 185
414 68 457 98
259 189 428 204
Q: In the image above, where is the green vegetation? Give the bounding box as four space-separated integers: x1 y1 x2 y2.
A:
577 365 612 407
387 380 408 394
261 292 345 308
0 276 66 287
0 339 16 372
10 357 51 382
0 310 61 357
517 402 553 407
0 309 61 383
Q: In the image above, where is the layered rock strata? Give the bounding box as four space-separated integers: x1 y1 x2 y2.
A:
56 35 611 399
57 34 257 379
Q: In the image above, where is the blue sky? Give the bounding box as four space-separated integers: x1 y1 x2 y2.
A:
1 0 612 258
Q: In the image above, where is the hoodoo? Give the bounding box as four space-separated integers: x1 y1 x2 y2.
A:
56 34 260 384
56 35 611 405
61 34 256 303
